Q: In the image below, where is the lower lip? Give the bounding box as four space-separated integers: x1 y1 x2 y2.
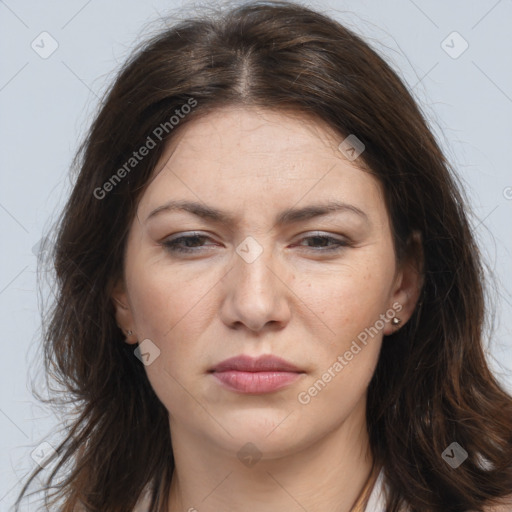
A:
212 370 303 393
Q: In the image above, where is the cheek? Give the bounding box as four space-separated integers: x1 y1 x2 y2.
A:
125 259 221 394
127 259 210 338
300 263 392 344
300 345 380 426
125 263 211 412
295 270 386 418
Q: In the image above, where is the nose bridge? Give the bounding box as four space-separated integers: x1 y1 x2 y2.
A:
222 234 289 331
234 234 277 298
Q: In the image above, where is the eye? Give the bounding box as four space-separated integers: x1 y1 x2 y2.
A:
295 233 349 252
162 233 216 254
161 232 350 255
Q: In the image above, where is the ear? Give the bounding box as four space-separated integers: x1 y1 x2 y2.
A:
384 231 424 335
111 279 138 344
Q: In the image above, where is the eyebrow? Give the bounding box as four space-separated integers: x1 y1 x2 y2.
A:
145 199 369 226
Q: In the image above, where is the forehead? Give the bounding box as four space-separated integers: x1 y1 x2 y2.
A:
137 106 388 228
161 106 358 171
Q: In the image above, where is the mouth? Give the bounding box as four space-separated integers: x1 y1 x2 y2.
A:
209 354 305 394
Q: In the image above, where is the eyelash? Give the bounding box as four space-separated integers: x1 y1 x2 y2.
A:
161 232 349 254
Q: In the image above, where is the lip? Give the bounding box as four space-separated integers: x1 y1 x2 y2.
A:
210 354 303 373
209 355 305 394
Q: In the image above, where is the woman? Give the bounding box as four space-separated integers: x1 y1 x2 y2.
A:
15 1 512 511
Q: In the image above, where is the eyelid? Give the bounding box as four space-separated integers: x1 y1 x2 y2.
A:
162 230 349 243
161 230 351 255
161 231 214 246
297 230 348 240
292 231 351 249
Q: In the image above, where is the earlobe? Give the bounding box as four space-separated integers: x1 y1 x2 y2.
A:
384 231 424 335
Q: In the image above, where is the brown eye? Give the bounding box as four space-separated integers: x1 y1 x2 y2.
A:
162 233 216 254
296 233 349 252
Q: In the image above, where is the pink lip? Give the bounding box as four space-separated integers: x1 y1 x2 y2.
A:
209 355 305 394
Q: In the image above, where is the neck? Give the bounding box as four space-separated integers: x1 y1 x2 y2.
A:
167 398 375 512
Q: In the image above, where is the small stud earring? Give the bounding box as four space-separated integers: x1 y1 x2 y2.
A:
391 317 401 326
126 330 133 336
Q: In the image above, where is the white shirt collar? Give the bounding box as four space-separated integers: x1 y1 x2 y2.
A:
364 466 387 511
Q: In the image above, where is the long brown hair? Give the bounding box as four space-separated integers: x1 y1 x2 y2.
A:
15 1 512 510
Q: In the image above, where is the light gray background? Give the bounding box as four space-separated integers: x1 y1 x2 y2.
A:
1 0 511 509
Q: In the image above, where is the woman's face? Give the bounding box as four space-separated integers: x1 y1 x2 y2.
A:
113 106 419 460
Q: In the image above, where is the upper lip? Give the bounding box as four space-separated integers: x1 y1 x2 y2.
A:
210 354 303 373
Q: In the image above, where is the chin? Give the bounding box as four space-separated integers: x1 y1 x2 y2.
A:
224 413 323 456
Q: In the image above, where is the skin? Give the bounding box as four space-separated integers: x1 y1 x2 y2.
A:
112 106 422 512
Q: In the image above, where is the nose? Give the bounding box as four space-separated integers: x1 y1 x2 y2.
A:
219 238 292 333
